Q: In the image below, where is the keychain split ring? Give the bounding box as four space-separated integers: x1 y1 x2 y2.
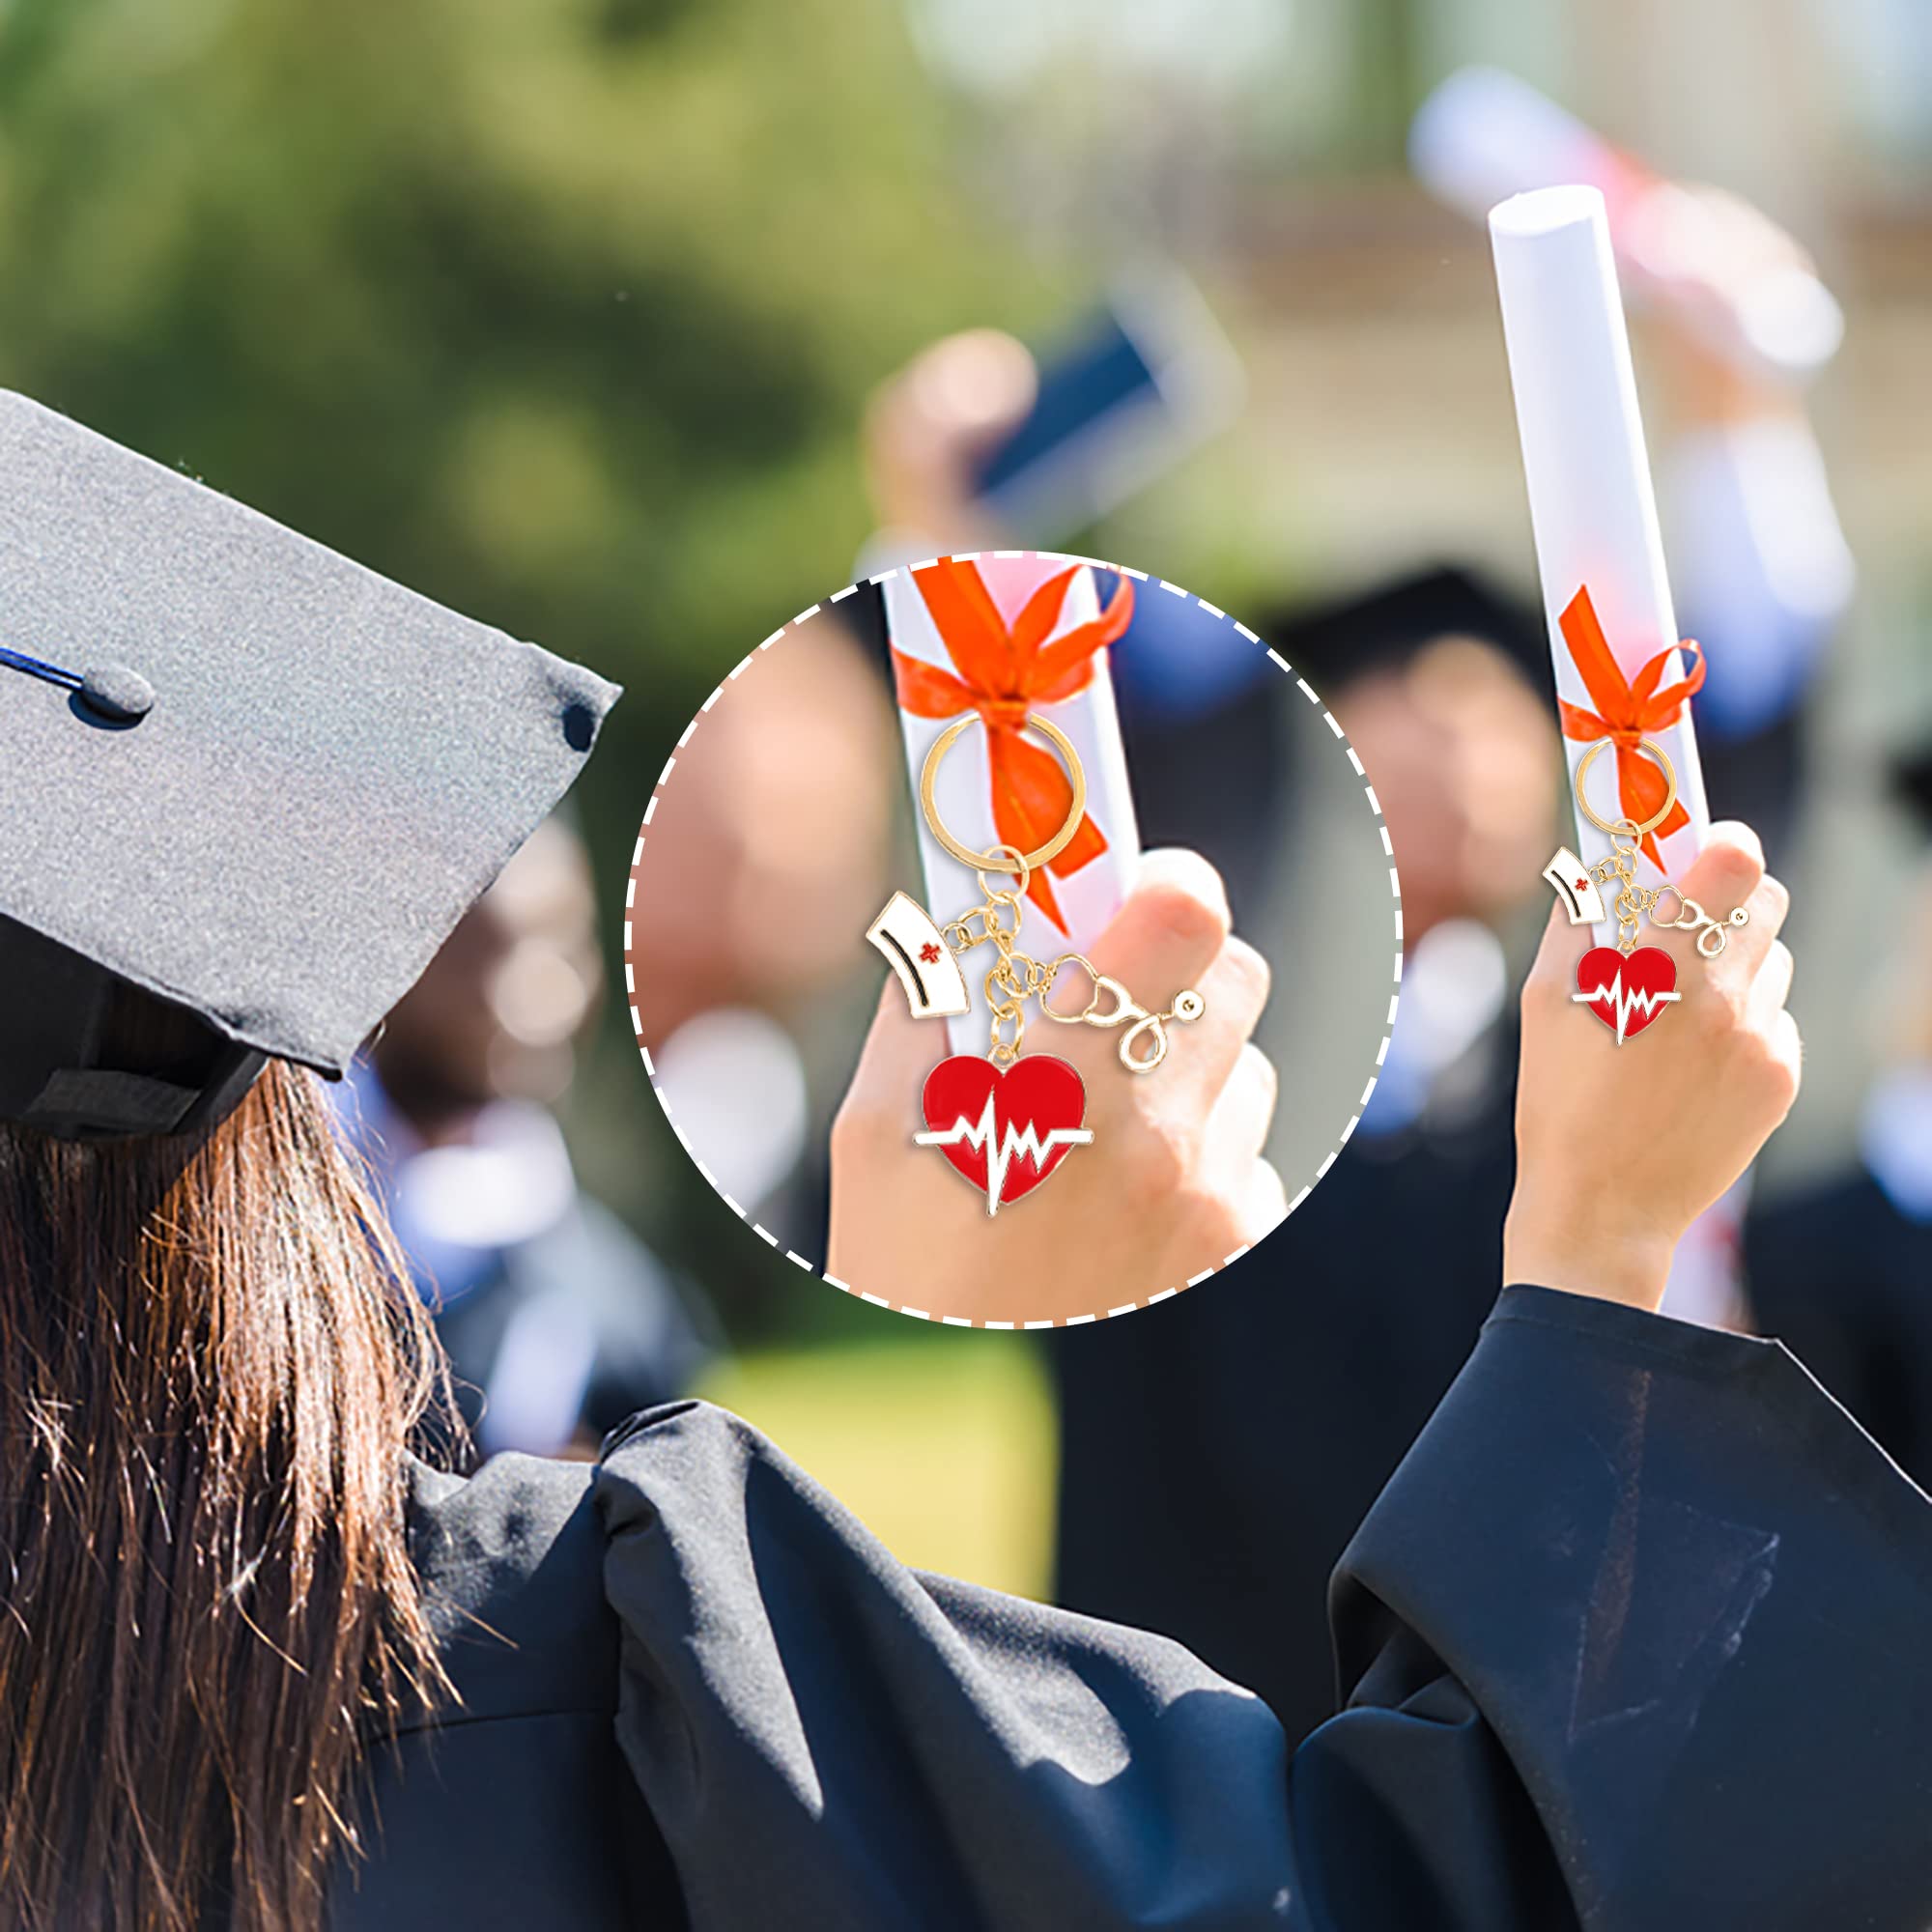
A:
1574 734 1679 840
974 843 1032 904
920 713 1088 873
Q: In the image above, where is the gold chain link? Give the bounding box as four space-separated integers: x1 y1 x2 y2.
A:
941 846 1206 1072
1587 817 1747 960
1588 825 1661 955
945 848 1046 1064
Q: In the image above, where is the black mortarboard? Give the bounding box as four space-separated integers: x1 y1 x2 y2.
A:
1257 563 1552 699
0 391 619 1140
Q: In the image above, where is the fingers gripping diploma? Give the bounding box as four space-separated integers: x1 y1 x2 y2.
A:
1507 822 1802 1311
830 850 1282 1324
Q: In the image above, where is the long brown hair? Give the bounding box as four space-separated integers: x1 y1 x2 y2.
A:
0 1058 455 1930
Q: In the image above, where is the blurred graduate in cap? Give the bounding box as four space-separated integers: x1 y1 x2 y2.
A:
4 392 1932 1932
330 814 716 1458
1742 743 1932 1488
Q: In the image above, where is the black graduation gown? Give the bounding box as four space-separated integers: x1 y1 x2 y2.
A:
1745 1167 1932 1492
1053 1065 1520 1745
331 1286 1932 1931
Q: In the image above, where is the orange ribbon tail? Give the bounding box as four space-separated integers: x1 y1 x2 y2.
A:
1557 584 1705 872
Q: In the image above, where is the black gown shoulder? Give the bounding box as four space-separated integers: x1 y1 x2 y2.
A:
333 1445 680 1929
332 1288 1932 1931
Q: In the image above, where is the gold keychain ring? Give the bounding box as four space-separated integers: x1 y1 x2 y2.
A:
1574 735 1679 840
920 713 1088 872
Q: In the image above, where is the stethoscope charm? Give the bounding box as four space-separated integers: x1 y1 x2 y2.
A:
1550 734 1747 1046
867 710 1203 1213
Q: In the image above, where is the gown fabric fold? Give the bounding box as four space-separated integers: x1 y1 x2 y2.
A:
338 1286 1932 1931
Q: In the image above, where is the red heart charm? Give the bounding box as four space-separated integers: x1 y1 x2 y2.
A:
916 1055 1093 1215
1574 945 1682 1044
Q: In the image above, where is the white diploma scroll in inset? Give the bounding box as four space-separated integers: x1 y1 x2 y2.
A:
1490 185 1710 923
883 554 1141 1060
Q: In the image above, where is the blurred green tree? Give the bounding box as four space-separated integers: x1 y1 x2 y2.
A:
0 0 1062 810
0 0 1076 1297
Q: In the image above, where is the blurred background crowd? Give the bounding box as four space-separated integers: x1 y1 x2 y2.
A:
9 0 1930 1718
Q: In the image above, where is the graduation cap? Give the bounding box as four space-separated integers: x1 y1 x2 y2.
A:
1256 563 1552 700
0 392 619 1140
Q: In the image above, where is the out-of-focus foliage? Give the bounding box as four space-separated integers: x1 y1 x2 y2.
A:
0 0 1082 1334
0 0 1064 807
699 1329 1057 1595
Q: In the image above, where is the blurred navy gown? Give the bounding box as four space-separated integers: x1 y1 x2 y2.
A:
1746 1164 1932 1491
332 1286 1932 1931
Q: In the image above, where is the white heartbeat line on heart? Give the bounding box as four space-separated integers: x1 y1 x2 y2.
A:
916 1093 1094 1217
1574 968 1682 1045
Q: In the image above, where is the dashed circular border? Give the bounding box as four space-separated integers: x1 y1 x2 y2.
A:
625 550 1404 1329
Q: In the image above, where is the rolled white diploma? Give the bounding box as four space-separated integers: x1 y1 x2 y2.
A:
1491 185 1711 918
1494 186 1749 1329
882 553 1141 1059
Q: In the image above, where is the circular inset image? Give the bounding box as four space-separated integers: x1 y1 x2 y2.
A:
627 551 1399 1325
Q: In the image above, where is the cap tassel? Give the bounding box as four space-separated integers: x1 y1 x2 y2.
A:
0 641 82 692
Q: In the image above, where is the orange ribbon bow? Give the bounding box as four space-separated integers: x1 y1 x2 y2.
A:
893 557 1133 929
1556 584 1706 871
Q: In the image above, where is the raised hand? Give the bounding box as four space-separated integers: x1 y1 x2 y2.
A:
1506 821 1799 1309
